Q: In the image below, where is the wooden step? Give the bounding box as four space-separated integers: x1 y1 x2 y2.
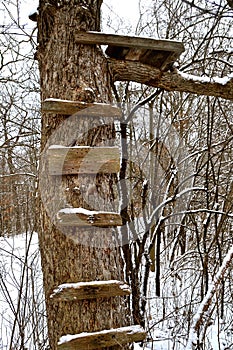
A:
76 31 184 53
48 145 120 175
42 98 122 117
75 31 185 71
58 325 146 350
50 280 131 301
57 208 122 227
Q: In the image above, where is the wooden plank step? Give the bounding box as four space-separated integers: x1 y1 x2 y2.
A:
48 146 120 175
50 280 131 301
75 31 184 71
42 98 122 117
58 325 146 350
57 208 122 227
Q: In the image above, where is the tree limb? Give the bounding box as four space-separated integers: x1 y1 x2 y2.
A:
185 244 233 349
181 0 215 15
108 59 233 101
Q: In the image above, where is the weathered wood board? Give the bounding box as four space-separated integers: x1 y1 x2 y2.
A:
106 46 178 70
50 280 131 301
75 31 185 71
76 31 184 52
58 325 146 350
42 98 122 117
48 146 120 175
57 208 122 227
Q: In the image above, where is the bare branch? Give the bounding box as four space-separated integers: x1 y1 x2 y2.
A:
186 244 233 349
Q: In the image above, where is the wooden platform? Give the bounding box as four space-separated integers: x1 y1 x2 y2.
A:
42 98 122 117
58 325 146 350
57 208 122 227
76 31 185 71
48 145 120 175
50 280 131 301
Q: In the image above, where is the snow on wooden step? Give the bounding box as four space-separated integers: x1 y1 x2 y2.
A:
50 280 131 301
57 208 122 227
58 325 146 350
42 98 122 117
48 145 120 175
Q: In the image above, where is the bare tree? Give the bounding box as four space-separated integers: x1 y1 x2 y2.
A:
0 0 40 236
0 2 45 349
37 1 131 349
104 0 233 348
0 0 232 349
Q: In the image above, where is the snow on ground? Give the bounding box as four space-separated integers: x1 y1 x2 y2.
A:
0 232 46 349
0 232 232 350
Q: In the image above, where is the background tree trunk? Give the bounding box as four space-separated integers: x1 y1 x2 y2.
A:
37 1 130 349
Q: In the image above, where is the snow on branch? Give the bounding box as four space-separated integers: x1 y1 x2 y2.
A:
185 244 233 349
108 59 233 101
178 71 233 86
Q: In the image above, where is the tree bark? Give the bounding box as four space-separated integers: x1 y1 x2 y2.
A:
37 1 130 349
108 59 233 101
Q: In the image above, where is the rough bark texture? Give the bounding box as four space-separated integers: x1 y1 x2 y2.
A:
108 59 233 101
37 1 130 349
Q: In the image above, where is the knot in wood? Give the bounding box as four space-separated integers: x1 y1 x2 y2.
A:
87 215 95 224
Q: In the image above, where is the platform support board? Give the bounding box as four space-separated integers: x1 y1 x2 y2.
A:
75 31 184 71
58 325 146 350
75 31 184 53
57 208 122 227
48 146 120 175
50 280 131 301
42 98 122 117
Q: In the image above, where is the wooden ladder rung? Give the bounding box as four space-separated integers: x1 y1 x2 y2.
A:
57 208 122 227
58 325 146 350
42 98 122 118
50 280 131 301
48 145 120 175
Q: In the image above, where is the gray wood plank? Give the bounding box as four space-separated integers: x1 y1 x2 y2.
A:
58 325 146 350
42 98 122 117
75 31 185 53
50 280 131 301
48 146 120 175
56 208 122 227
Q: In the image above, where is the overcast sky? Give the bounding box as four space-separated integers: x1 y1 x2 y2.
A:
0 0 151 35
0 0 156 55
4 0 141 22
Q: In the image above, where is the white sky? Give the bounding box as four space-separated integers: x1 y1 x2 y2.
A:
102 0 142 32
10 0 141 21
0 0 150 35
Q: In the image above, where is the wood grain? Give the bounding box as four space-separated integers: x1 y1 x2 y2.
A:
50 280 131 301
58 325 146 350
48 146 120 175
42 98 122 117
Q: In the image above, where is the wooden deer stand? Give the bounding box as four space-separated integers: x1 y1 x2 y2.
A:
42 31 184 349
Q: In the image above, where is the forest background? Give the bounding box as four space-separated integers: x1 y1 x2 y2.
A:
0 0 232 349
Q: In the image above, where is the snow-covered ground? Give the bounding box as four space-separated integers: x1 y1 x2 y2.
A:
0 232 47 349
1 233 232 349
134 323 231 350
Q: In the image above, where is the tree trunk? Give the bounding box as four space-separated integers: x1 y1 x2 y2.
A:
37 1 130 349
